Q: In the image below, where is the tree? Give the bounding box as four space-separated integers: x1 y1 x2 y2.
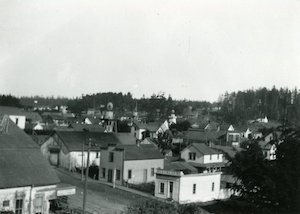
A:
125 199 209 214
0 94 22 107
228 127 300 213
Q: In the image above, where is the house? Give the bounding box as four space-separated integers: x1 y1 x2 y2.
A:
155 169 222 203
0 115 75 214
259 141 276 160
258 138 277 160
99 144 164 185
131 122 161 140
0 106 26 129
181 143 224 173
40 131 121 170
226 128 241 147
41 112 75 127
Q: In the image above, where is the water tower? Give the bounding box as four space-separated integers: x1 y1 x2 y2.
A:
103 102 117 132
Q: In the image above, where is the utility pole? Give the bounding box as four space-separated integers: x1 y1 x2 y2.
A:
81 143 84 181
82 138 91 214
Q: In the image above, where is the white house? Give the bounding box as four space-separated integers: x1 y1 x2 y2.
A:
41 131 121 170
0 116 75 214
155 169 222 203
181 143 224 173
259 141 277 160
0 106 26 129
99 144 164 185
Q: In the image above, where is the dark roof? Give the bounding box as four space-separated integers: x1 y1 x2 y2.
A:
188 143 221 155
113 133 136 145
186 128 225 142
0 117 60 189
0 106 24 115
210 144 237 158
258 140 274 150
69 123 105 132
190 162 226 168
115 144 164 160
0 107 42 123
164 161 198 174
134 122 161 132
56 131 119 152
23 111 42 122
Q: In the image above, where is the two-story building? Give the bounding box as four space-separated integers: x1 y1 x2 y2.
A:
181 143 224 173
41 131 121 171
99 144 164 185
0 115 75 214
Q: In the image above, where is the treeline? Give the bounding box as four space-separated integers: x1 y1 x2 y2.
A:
20 96 70 108
67 92 211 121
0 95 22 107
219 87 300 126
2 87 300 126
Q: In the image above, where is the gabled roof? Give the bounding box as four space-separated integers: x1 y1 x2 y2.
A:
258 140 275 150
0 117 60 189
55 131 119 152
115 144 164 160
187 143 222 155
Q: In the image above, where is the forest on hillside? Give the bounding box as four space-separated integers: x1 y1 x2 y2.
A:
218 87 300 126
1 87 299 126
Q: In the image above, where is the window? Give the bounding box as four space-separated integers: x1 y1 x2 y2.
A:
96 152 99 158
15 199 23 214
128 170 132 179
193 184 196 194
116 169 121 180
210 154 212 160
34 196 43 213
102 168 106 178
151 168 155 176
189 152 196 160
3 200 9 207
212 182 215 191
15 118 19 125
159 182 165 194
109 152 114 162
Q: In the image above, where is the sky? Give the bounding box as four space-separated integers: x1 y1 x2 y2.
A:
0 0 299 102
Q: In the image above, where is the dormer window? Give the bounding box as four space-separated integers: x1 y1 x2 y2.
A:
189 152 196 160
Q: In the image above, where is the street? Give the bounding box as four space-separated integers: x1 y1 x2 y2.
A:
55 169 143 214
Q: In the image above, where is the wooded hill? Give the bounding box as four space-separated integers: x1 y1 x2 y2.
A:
1 87 299 126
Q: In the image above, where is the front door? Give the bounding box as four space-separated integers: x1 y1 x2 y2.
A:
108 169 113 183
169 181 173 199
143 169 148 183
49 153 58 166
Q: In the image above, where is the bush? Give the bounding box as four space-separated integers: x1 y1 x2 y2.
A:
128 182 155 194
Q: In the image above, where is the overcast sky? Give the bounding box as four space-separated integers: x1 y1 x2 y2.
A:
0 0 299 102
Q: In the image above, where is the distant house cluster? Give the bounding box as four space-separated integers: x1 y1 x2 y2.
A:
0 101 283 207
